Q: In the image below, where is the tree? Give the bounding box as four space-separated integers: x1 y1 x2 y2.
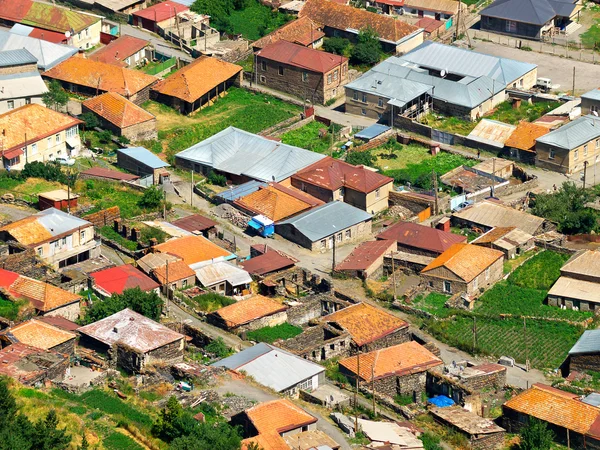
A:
152 397 198 443
80 112 100 130
31 410 71 450
323 37 350 55
205 338 232 358
350 27 382 66
191 0 233 34
42 81 69 112
346 150 376 167
82 287 164 324
138 185 164 209
519 418 554 450
169 422 242 450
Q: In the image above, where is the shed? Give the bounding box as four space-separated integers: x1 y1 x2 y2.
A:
354 124 391 141
91 264 160 297
334 239 396 279
430 406 506 449
564 329 600 375
38 189 78 212
0 343 68 385
194 261 252 296
171 214 217 237
207 295 287 333
467 119 516 149
117 147 170 185
240 250 297 276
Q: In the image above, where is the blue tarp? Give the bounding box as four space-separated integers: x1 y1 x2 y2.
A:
355 124 391 141
248 219 262 231
428 395 455 408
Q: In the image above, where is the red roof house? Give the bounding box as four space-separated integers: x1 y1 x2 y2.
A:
89 35 150 68
291 156 394 213
132 1 189 32
257 40 347 74
91 264 159 297
377 221 466 257
335 239 396 279
240 250 298 276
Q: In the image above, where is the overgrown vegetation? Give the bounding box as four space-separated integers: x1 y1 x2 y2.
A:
346 149 377 166
350 27 383 66
188 292 235 312
508 250 571 291
42 80 69 111
82 288 163 325
411 293 452 318
205 338 233 358
0 297 22 321
99 226 139 251
519 418 554 450
246 323 303 343
207 171 227 187
280 121 341 154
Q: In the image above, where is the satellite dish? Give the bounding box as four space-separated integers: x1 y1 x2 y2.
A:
440 69 447 78
593 111 599 117
65 30 71 38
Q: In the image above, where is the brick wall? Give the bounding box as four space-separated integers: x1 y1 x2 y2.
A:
82 206 121 228
569 354 600 374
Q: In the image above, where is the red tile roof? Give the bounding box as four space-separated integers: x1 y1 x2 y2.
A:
292 156 392 194
151 56 242 103
415 17 445 33
82 92 156 129
132 1 189 22
240 251 297 275
335 239 396 272
257 40 347 74
377 221 466 254
152 259 196 284
80 167 140 181
171 214 217 233
253 16 325 49
43 57 157 98
212 295 287 328
91 264 159 295
27 26 67 44
299 0 420 43
89 35 149 67
4 319 76 350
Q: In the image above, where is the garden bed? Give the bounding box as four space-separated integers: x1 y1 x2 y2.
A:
246 323 303 343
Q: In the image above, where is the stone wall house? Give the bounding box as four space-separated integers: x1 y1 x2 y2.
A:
471 227 535 260
334 240 396 280
420 244 504 297
582 89 600 116
207 295 288 334
432 406 506 450
322 302 410 353
116 147 170 185
278 323 352 362
77 308 185 373
0 343 69 385
563 330 600 376
339 341 443 403
152 259 196 291
548 250 600 313
256 40 348 104
82 92 158 142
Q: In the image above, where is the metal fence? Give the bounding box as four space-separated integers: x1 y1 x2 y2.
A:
144 57 177 76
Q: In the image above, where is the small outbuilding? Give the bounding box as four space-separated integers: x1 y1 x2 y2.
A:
91 264 160 297
431 406 506 449
194 261 252 296
471 226 535 259
117 147 170 185
334 239 396 279
0 343 69 385
563 330 600 376
38 189 78 212
207 295 287 333
0 319 77 356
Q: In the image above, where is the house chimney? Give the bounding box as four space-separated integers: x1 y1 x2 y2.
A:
113 326 118 333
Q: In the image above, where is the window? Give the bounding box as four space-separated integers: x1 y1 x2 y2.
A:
378 98 384 107
596 139 600 149
549 148 555 160
428 281 434 288
278 66 284 76
485 267 490 280
81 230 86 241
48 153 53 160
78 33 81 40
339 187 345 197
86 28 89 37
259 75 266 83
353 91 358 101
66 126 78 139
345 229 351 240
125 57 131 65
336 233 342 242
333 69 338 81
506 20 517 33
592 105 599 113
7 100 13 109
61 237 67 246
182 279 188 287
25 97 31 105
584 144 588 156
320 239 326 249
443 281 452 293
362 93 367 103
297 378 312 391
56 134 61 143
7 156 19 166
327 73 332 84
37 247 43 256
30 143 37 155
361 108 367 116
47 137 52 147
302 71 308 82
574 149 579 161
375 188 380 198
261 61 266 71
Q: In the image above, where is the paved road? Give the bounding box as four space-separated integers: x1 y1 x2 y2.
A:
215 378 351 450
119 24 193 63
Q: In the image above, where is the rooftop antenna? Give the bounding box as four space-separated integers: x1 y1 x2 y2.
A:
441 69 448 78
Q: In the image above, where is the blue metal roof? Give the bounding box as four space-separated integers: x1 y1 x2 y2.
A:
0 30 78 71
0 49 37 67
428 395 455 408
583 393 600 407
582 89 600 101
569 329 600 355
536 115 600 150
215 180 266 202
118 147 170 169
355 124 391 141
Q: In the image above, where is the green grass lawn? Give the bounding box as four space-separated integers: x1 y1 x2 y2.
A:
246 323 303 343
411 293 453 318
280 121 336 153
185 292 235 313
228 1 293 41
155 88 301 161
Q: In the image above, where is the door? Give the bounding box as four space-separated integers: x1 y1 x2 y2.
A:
328 236 334 248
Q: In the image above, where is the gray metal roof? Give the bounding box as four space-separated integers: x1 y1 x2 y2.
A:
451 200 544 235
215 180 267 202
36 208 93 237
277 201 372 242
355 124 391 140
480 0 577 26
0 49 37 67
194 261 252 288
568 330 600 355
536 115 600 150
582 89 600 101
0 71 48 100
583 393 600 407
175 127 325 183
118 147 170 169
0 31 78 71
211 343 324 392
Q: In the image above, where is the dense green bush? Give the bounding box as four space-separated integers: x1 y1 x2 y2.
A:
82 287 163 324
207 171 227 187
138 185 164 209
246 323 302 343
80 112 100 129
21 161 68 184
346 150 376 167
350 27 382 66
323 37 351 55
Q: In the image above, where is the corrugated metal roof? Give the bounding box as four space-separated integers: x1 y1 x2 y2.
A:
536 115 600 150
355 124 391 140
277 201 372 242
480 0 577 26
0 71 48 100
467 119 516 148
548 276 600 306
560 250 600 279
216 180 267 202
0 48 37 67
451 200 544 235
583 393 600 407
211 343 324 392
194 261 251 288
118 147 170 169
0 30 77 70
568 329 600 355
582 89 600 101
36 207 91 236
175 127 325 183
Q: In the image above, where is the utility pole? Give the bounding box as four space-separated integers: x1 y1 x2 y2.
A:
572 66 576 96
190 170 194 207
455 0 461 42
524 317 530 372
390 251 397 301
583 160 588 189
491 157 496 197
67 168 71 214
432 170 439 215
354 351 360 433
332 233 336 273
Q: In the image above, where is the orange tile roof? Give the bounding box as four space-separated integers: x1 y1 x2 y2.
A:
299 0 420 43
253 16 325 49
257 40 347 74
0 104 81 154
153 235 231 266
4 275 80 312
89 35 149 67
151 56 242 103
242 434 288 450
152 259 196 284
234 185 314 222
213 295 287 328
82 92 155 129
339 341 442 381
421 243 504 282
471 226 515 245
5 319 76 350
504 121 549 151
0 216 52 246
246 399 317 435
504 384 600 435
323 302 408 346
42 56 157 98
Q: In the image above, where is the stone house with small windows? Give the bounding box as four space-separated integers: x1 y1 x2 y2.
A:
535 115 600 174
581 89 600 115
420 243 504 297
255 40 348 104
548 250 600 312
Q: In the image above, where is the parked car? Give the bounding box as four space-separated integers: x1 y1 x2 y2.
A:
452 200 473 213
54 157 75 166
